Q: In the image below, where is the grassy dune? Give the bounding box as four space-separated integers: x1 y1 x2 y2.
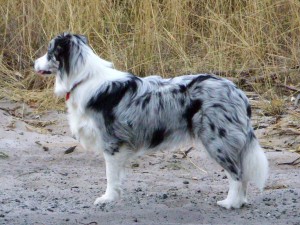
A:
0 0 300 109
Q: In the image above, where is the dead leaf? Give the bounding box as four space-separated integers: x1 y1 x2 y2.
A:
64 146 77 154
0 152 9 159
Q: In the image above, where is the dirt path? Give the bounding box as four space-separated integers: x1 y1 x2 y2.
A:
0 100 299 225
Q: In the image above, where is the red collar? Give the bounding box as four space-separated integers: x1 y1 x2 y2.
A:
65 92 71 101
66 81 84 101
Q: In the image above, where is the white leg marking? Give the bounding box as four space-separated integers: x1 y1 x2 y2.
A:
94 150 130 205
217 173 248 209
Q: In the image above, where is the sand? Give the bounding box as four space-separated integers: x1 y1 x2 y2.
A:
0 100 299 225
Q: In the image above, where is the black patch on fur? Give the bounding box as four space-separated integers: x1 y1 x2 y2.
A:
247 104 252 118
127 121 133 128
217 148 222 153
171 87 185 106
232 111 240 123
218 128 226 138
187 74 219 88
210 123 215 131
228 165 237 175
87 76 140 130
218 156 226 163
149 127 166 148
142 94 151 109
225 156 235 168
49 33 73 75
105 142 121 155
183 99 202 133
159 97 164 110
171 89 179 95
179 85 187 93
110 147 119 155
212 103 227 112
179 98 185 106
135 98 141 106
224 115 233 123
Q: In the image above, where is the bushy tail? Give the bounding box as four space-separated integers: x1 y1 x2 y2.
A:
242 134 269 190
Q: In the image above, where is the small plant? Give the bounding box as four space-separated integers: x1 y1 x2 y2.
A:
262 98 286 116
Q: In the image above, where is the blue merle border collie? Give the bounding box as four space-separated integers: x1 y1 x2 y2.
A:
34 32 268 209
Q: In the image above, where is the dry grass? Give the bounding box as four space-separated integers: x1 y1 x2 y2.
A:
262 98 286 116
1 0 300 110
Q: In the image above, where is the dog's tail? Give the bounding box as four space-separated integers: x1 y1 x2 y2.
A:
242 130 268 190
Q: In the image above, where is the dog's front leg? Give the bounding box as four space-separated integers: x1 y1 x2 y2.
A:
94 149 130 205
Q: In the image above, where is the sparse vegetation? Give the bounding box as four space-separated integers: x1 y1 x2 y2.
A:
262 98 286 116
1 0 300 110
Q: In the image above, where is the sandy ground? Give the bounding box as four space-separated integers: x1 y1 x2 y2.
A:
0 99 299 225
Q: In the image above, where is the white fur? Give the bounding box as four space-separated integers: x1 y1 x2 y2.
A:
217 173 248 209
243 139 269 190
94 149 131 205
34 54 50 72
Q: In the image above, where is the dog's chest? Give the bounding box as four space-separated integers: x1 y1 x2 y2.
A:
67 103 103 152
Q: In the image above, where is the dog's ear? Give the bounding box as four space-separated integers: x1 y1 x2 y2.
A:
71 34 88 44
51 33 72 74
62 32 72 38
76 35 88 45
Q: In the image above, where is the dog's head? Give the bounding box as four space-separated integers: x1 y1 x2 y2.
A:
34 32 114 96
34 32 88 76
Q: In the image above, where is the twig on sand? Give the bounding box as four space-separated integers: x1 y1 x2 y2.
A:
0 106 21 116
278 157 300 166
182 147 194 158
16 170 40 178
187 158 207 174
183 147 207 174
261 145 283 152
275 83 300 92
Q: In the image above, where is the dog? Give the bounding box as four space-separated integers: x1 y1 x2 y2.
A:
34 32 268 209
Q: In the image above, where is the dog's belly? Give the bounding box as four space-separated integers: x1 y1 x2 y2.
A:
68 106 103 152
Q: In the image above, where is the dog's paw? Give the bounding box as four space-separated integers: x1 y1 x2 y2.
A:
217 198 247 209
94 193 119 205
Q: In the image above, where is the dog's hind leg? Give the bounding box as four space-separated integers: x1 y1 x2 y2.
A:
196 111 250 209
217 132 268 209
196 138 248 209
94 148 131 205
217 172 248 209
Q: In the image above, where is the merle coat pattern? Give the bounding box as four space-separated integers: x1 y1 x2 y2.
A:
34 33 268 209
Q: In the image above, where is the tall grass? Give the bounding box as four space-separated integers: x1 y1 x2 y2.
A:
1 0 300 109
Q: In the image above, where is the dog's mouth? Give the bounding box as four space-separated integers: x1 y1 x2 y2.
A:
37 70 52 75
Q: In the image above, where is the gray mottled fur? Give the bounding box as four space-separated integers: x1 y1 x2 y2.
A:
87 73 253 181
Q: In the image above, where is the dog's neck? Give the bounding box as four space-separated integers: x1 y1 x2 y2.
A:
65 79 85 101
54 49 126 99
